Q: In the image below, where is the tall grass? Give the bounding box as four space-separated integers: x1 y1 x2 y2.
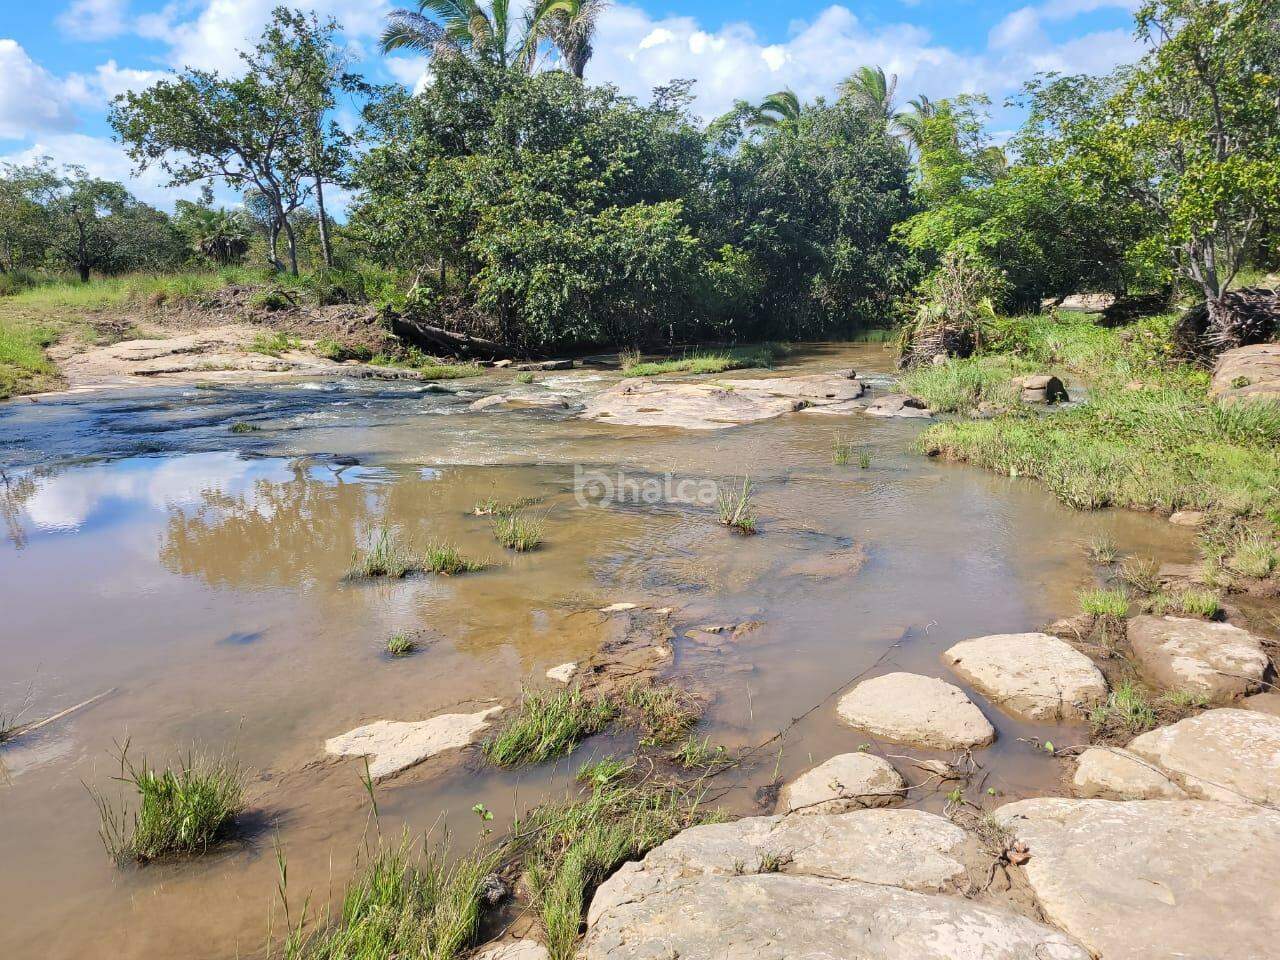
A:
491 511 546 552
422 541 486 575
716 478 757 535
898 355 1029 414
483 688 618 767
0 320 58 398
91 744 245 864
347 527 416 580
621 344 781 378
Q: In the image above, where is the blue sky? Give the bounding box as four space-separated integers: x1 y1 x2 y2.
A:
0 0 1145 209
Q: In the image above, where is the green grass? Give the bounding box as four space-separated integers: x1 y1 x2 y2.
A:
716 477 757 535
1118 557 1161 594
483 688 618 767
668 735 730 770
515 372 535 384
250 331 302 356
280 835 498 960
369 347 482 380
1089 681 1209 743
620 344 780 378
422 540 486 575
1151 588 1222 619
1228 534 1279 579
1087 534 1119 565
472 495 542 517
0 320 59 398
347 527 416 580
832 434 854 466
385 634 416 657
622 683 701 746
512 772 718 960
898 355 1030 414
91 745 245 864
492 511 546 552
230 421 259 433
1079 587 1130 617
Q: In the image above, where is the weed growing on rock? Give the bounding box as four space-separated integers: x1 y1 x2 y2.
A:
91 743 244 864
717 478 757 535
1151 588 1222 619
1088 682 1209 743
483 688 618 767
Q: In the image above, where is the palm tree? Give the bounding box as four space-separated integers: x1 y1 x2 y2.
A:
840 65 898 123
541 0 609 78
895 94 938 153
185 208 251 266
749 90 802 131
380 0 542 72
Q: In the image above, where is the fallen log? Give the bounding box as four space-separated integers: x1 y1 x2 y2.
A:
389 313 515 360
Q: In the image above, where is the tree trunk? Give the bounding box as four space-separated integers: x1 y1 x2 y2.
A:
268 219 282 272
77 220 89 283
282 216 300 277
314 173 333 269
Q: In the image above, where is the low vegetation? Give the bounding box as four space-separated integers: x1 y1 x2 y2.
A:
385 634 416 657
249 330 302 356
620 345 780 379
346 527 415 580
1150 588 1222 619
92 746 245 864
1079 587 1130 618
472 495 541 517
832 434 854 466
421 540 486 576
1087 534 1119 565
898 355 1028 414
368 347 482 380
623 683 702 747
669 735 731 770
716 478 757 535
483 688 618 767
491 511 546 552
1089 681 1209 743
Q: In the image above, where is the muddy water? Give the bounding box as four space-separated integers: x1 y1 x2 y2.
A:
0 344 1197 959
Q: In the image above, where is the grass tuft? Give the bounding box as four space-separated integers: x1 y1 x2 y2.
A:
1228 534 1278 579
1079 587 1129 618
91 743 244 864
473 496 541 517
491 511 546 552
385 634 416 657
1089 681 1209 743
422 540 486 575
249 330 301 356
832 434 854 466
1118 557 1161 594
483 688 618 767
1087 534 1119 565
347 527 416 580
1151 588 1222 619
668 735 730 770
623 683 702 746
716 478 757 535
621 344 780 379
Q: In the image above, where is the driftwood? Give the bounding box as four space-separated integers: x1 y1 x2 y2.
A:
1173 287 1279 361
389 313 515 360
1 688 116 743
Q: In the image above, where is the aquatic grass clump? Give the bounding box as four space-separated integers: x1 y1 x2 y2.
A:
422 540 486 575
669 735 730 770
385 634 416 657
1151 588 1222 619
1079 587 1129 618
347 527 416 580
832 434 854 466
514 372 535 384
1087 534 1119 565
620 344 780 379
1118 557 1161 594
280 835 498 960
473 495 541 517
492 511 546 552
92 745 245 864
716 478 757 535
229 421 259 433
623 682 701 746
483 687 618 767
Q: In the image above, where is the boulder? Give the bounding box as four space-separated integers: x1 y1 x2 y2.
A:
836 672 995 749
942 632 1107 721
997 798 1280 960
580 380 803 430
1127 615 1268 699
865 393 933 419
1211 343 1280 406
1071 746 1189 799
1125 708 1280 804
545 662 578 683
472 941 548 960
799 399 868 415
777 753 907 813
582 809 1090 960
1242 692 1280 716
516 359 574 371
324 706 502 779
469 394 510 411
1011 373 1069 404
1168 510 1207 527
715 374 865 402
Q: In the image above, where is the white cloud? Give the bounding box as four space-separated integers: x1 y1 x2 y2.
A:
57 0 130 42
0 40 81 139
586 3 1140 122
65 60 168 107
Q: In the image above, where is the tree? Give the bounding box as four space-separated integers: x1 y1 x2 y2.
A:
111 7 340 275
379 0 552 71
748 90 802 131
840 66 898 125
174 202 252 266
0 160 60 273
542 0 609 78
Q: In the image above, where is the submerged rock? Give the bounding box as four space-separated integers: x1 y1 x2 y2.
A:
1125 708 1280 804
777 753 907 813
1127 615 1268 699
997 797 1280 960
836 672 996 749
942 632 1107 721
324 706 502 779
1168 509 1207 527
582 810 1088 960
864 393 933 418
1071 746 1189 800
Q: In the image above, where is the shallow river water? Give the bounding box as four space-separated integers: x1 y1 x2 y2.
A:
0 344 1196 959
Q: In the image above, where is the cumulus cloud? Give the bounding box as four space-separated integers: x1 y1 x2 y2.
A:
57 0 130 42
0 40 81 140
65 60 168 107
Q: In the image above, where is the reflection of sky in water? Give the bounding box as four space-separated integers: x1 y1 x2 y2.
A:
11 453 396 540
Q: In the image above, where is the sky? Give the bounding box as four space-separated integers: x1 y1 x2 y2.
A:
0 0 1146 210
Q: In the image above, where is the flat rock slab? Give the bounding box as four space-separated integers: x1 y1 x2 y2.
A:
1125 708 1280 804
472 941 548 960
1128 615 1268 699
325 706 502 779
545 662 578 683
715 374 865 402
1211 343 1280 406
943 632 1107 721
837 672 996 749
865 393 933 418
1072 746 1189 799
777 754 907 813
997 798 1280 960
1243 692 1280 716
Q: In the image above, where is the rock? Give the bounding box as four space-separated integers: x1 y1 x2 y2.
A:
1042 615 1094 640
517 359 574 371
1011 373 1069 404
1125 708 1280 804
778 753 907 813
836 672 995 749
584 810 1089 960
865 393 933 419
599 602 639 613
1242 692 1280 716
1050 293 1114 313
997 797 1280 960
942 632 1107 721
1168 509 1207 527
492 359 513 368
715 374 865 402
324 706 502 779
1127 615 1268 699
971 399 1007 419
777 544 867 579
545 662 578 683
1072 747 1188 799
469 394 510 411
581 380 803 430
798 398 868 415
472 940 548 960
1211 343 1280 406
1156 562 1206 585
